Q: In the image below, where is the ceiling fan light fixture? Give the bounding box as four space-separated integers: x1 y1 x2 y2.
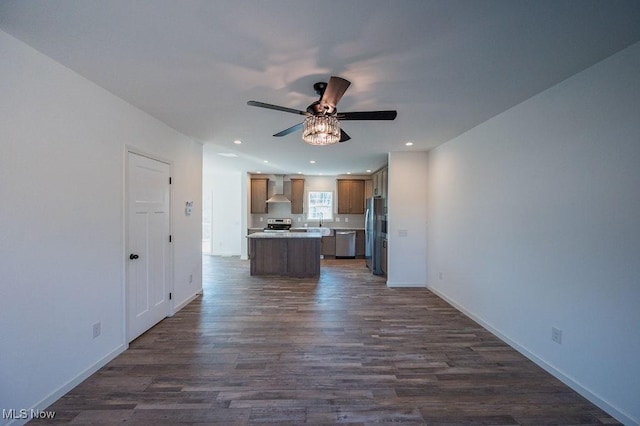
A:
302 115 340 146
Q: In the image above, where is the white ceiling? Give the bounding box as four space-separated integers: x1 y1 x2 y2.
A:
2 0 640 175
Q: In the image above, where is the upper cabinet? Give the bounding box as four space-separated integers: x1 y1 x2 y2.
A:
372 166 388 199
250 178 269 214
290 178 304 214
372 166 389 213
337 179 365 214
381 167 388 200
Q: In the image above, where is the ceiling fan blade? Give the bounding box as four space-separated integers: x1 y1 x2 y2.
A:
339 129 351 143
338 110 398 121
320 76 351 111
273 122 303 137
247 100 307 116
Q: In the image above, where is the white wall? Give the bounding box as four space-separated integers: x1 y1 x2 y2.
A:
0 30 202 423
387 151 429 287
426 42 640 424
203 170 243 256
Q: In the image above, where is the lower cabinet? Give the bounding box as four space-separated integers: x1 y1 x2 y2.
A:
355 230 365 257
321 236 336 257
249 237 320 277
381 238 388 275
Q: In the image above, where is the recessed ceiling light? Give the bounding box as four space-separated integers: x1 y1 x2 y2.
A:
310 160 316 164
297 171 303 174
405 141 414 146
233 140 242 144
256 171 261 174
263 160 269 163
346 172 351 175
366 169 372 173
218 153 238 157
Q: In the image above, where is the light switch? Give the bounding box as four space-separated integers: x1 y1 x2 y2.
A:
398 229 408 237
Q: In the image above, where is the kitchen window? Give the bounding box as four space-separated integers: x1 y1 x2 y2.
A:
307 191 333 221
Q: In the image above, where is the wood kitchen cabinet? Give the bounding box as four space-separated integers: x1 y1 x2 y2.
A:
321 236 336 257
372 166 388 199
381 167 388 200
373 172 380 197
250 178 269 214
372 166 389 214
381 237 388 275
248 235 321 277
355 230 365 257
337 179 365 214
290 178 304 214
337 180 350 213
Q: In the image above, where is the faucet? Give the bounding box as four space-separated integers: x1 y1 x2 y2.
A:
319 212 323 227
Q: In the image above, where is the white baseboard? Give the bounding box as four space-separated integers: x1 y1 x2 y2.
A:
4 292 204 426
386 281 426 288
173 291 202 313
426 285 637 426
210 251 241 257
5 344 126 426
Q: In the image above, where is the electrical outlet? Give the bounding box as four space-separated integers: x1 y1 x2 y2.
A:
551 327 562 344
345 217 349 223
93 322 101 339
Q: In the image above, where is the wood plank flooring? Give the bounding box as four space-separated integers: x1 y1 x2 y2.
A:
32 256 619 425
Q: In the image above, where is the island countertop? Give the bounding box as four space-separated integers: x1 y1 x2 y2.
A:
247 232 322 239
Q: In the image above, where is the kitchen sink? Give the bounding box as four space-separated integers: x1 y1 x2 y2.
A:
306 227 332 236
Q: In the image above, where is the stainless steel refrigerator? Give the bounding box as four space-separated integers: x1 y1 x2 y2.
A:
365 197 385 275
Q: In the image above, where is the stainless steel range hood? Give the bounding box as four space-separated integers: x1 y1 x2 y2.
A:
266 175 290 203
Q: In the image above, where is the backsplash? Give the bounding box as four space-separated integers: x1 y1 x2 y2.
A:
251 202 365 229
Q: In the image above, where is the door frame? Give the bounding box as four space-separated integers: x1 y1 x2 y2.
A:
123 146 174 346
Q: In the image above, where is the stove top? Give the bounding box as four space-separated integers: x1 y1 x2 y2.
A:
265 218 292 231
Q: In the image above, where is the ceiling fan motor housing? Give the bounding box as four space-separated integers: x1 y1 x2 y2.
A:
313 82 327 96
307 101 333 115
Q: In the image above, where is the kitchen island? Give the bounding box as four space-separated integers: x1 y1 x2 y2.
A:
247 232 322 278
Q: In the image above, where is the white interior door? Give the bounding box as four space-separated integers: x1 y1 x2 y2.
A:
127 152 171 342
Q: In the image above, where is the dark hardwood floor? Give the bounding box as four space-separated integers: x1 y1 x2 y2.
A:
32 256 619 425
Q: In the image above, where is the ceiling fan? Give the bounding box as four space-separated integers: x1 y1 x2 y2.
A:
247 76 397 146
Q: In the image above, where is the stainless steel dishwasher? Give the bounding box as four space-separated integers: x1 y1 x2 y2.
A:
335 231 356 258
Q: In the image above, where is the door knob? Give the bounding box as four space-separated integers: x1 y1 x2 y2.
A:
129 254 139 260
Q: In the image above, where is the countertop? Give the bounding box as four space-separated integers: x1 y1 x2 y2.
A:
247 232 322 239
248 227 365 233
